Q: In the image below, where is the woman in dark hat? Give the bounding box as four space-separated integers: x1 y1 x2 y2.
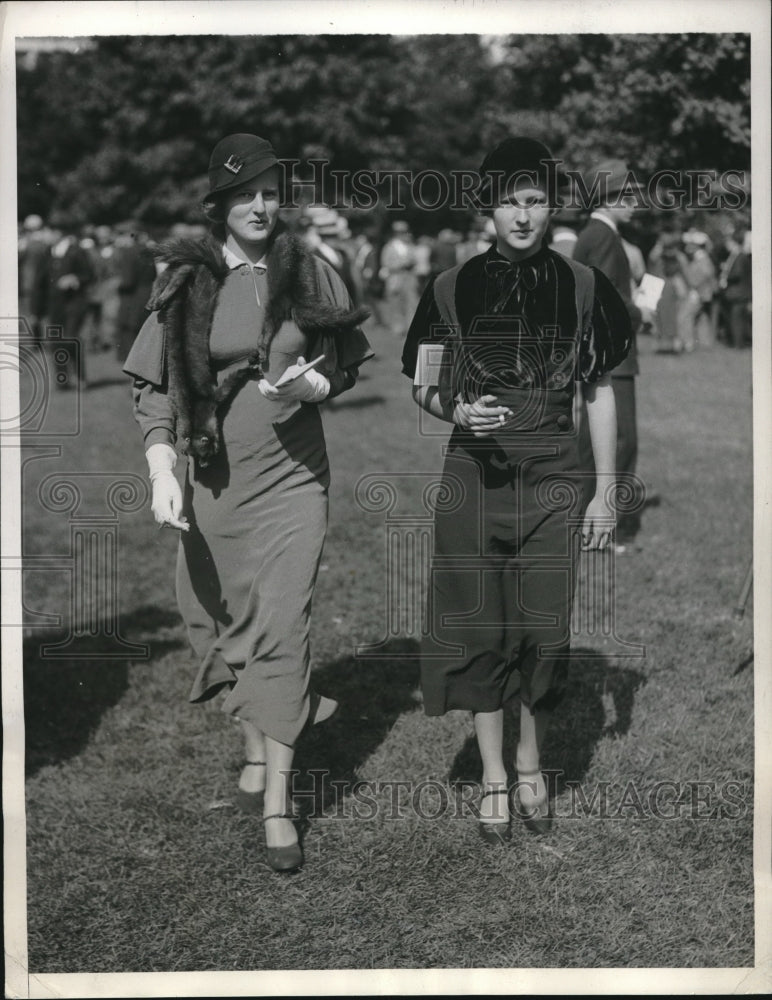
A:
124 134 373 872
402 137 631 843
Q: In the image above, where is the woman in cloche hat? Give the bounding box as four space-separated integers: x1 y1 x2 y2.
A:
124 134 373 873
402 137 632 844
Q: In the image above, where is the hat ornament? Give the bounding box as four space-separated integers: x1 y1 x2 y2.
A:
223 155 243 175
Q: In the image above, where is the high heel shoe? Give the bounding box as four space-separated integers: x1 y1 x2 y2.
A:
263 814 303 873
478 788 512 845
235 761 265 815
514 768 553 835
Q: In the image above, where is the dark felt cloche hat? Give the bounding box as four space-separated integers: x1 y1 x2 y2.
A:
207 134 279 196
475 136 568 208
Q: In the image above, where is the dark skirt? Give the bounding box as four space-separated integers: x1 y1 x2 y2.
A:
420 386 583 716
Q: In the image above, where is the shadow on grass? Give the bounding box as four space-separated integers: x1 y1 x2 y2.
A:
24 604 185 777
447 647 646 792
293 641 645 812
733 651 753 676
293 637 420 812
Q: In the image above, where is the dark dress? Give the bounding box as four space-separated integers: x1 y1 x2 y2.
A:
125 254 372 745
401 245 631 716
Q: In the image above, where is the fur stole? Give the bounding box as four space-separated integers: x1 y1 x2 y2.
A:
147 228 369 467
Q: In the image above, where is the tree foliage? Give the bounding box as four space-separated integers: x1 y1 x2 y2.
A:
16 32 750 228
489 33 751 175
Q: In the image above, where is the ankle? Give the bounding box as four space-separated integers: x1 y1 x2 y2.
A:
481 770 507 791
515 765 547 809
478 785 510 823
263 813 297 848
515 744 540 776
263 789 290 817
239 760 266 792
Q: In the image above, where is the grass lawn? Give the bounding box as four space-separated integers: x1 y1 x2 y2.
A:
19 321 754 973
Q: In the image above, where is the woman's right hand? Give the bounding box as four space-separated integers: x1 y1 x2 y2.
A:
151 473 187 530
453 395 513 437
146 442 188 531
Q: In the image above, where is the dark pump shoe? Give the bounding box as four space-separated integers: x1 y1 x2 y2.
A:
263 814 303 873
235 761 265 815
478 788 512 844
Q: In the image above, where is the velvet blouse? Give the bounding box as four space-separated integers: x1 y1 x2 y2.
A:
401 244 632 400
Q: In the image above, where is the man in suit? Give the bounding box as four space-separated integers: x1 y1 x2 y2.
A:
573 159 645 544
30 226 95 388
18 214 51 331
114 222 158 363
718 228 752 348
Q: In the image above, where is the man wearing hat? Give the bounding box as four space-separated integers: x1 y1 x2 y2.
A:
300 208 357 301
30 222 95 387
573 159 645 545
18 213 50 330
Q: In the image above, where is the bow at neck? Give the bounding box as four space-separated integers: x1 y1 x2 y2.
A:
483 246 550 314
484 246 549 290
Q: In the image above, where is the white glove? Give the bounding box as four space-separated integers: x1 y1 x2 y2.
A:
258 356 330 404
146 442 188 530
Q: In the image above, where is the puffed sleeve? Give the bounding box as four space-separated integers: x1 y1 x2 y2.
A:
123 310 176 448
311 258 374 397
576 266 633 383
123 309 166 386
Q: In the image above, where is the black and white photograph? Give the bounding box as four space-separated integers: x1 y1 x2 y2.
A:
2 1 770 996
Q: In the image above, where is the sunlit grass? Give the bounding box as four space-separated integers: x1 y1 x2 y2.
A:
23 328 753 971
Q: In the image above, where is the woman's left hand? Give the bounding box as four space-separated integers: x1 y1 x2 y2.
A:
581 492 616 550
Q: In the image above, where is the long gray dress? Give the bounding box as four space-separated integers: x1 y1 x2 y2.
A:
126 253 372 745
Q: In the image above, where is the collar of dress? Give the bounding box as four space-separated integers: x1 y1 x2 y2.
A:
221 243 268 272
590 210 618 233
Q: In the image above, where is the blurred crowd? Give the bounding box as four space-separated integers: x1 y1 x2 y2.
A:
17 203 753 389
550 209 752 353
648 226 752 352
18 214 165 386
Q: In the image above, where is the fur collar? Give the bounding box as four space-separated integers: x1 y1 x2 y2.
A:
148 227 368 467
